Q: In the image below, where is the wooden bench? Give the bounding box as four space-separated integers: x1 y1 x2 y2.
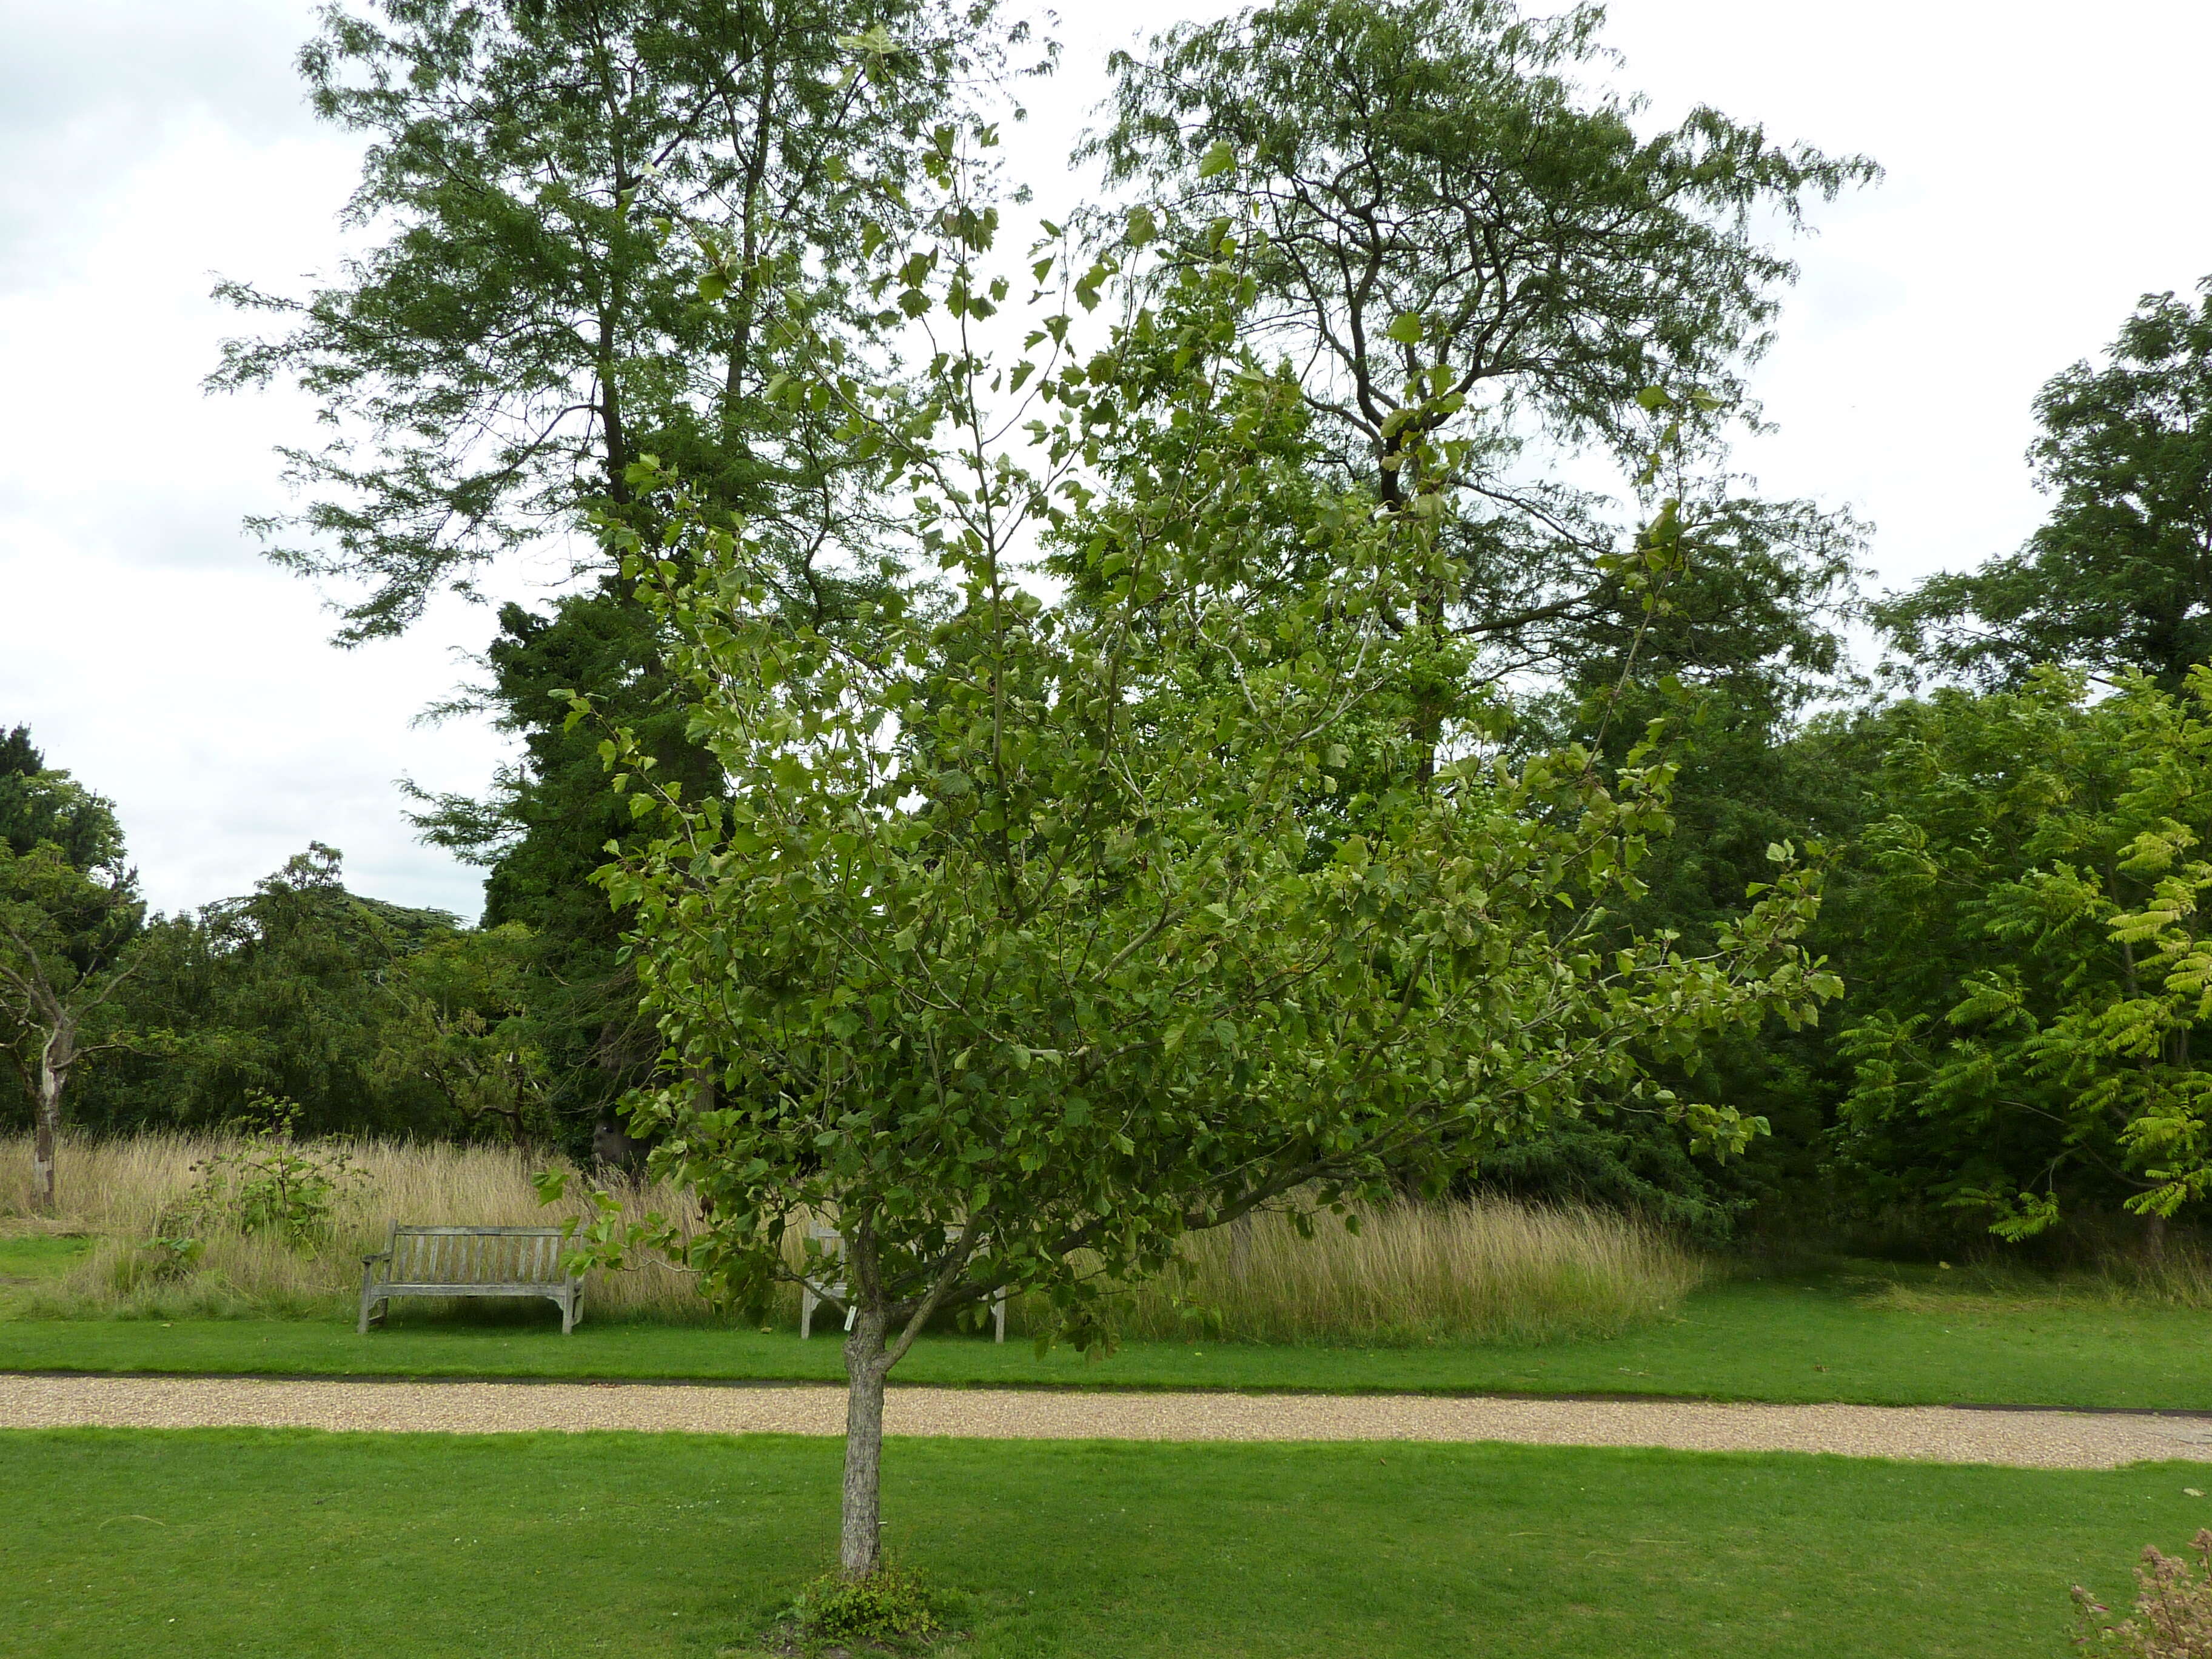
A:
359 1224 582 1334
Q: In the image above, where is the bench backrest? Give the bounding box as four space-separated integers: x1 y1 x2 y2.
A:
388 1225 572 1287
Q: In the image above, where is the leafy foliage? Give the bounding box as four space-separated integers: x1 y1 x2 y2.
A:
227 3 1043 1139
64 845 544 1143
1879 276 2212 689
784 1565 944 1647
1831 668 2212 1238
212 0 1038 640
0 725 131 874
407 594 707 1145
372 924 554 1145
190 1094 363 1249
1091 0 1874 677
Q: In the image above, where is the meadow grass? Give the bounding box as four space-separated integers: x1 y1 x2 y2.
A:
3 1426 2201 1657
0 1130 1698 1343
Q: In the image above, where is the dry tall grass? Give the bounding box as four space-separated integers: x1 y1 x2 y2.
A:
1113 1198 1703 1345
0 1132 1703 1341
0 1131 716 1322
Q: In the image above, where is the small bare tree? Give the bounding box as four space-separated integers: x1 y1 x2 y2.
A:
0 843 141 1212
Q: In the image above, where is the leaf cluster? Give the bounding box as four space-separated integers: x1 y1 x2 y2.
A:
558 179 1836 1357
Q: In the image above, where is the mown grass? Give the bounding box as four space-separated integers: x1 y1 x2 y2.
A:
6 1272 2212 1410
1 1427 2200 1657
0 1130 1699 1343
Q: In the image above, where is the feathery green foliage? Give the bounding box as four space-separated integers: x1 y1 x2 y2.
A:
1834 668 2212 1238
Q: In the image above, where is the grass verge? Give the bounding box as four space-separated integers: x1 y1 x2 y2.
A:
5 1272 2212 1409
2 1427 2203 1657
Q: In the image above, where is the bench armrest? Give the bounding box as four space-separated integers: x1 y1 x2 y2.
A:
361 1250 391 1267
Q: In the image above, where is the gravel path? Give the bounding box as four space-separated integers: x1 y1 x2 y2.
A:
6 1373 2212 1469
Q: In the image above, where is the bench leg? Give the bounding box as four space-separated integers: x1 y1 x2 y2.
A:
560 1285 579 1335
358 1289 383 1335
801 1289 814 1340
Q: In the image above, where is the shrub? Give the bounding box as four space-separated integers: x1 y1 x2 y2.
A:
190 1096 359 1248
2076 1530 2212 1654
785 1566 942 1648
136 1205 204 1285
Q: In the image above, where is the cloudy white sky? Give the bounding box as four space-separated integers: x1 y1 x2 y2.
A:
2 0 2208 920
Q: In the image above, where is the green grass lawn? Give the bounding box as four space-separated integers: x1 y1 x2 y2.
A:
0 1233 95 1281
5 1272 2211 1409
0 1427 2197 1657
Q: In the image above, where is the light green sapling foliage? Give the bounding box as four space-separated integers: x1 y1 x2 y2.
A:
549 143 1838 1578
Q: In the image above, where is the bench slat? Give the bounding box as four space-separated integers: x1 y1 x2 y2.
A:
379 1227 574 1285
360 1224 580 1335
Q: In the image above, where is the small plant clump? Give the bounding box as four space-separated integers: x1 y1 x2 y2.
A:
2076 1529 2212 1654
780 1567 943 1651
190 1095 360 1248
137 1204 204 1283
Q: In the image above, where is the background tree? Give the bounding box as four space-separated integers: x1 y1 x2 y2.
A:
1826 668 2212 1248
1 726 135 873
1484 492 1867 1233
373 922 552 1145
1877 277 2212 689
558 177 1837 1580
0 732 143 1208
75 845 481 1139
1090 0 1875 687
216 0 1042 1145
1079 0 1879 1228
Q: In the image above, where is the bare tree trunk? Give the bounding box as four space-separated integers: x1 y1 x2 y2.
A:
840 1304 890 1579
30 1021 72 1214
31 1082 57 1212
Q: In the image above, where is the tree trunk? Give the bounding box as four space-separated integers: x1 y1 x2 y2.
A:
2144 1210 2170 1267
840 1305 890 1579
30 1022 71 1214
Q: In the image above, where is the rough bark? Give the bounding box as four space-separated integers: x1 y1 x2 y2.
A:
28 1015 72 1214
2144 1210 2170 1266
840 1305 890 1579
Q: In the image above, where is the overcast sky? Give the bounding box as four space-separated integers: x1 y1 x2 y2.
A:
2 0 2208 920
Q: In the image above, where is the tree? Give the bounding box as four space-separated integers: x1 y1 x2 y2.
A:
212 0 1035 638
556 183 1837 1579
219 1 1041 1135
0 743 143 1208
407 592 709 1145
1829 668 2212 1245
1090 0 1875 685
374 922 554 1145
1 725 131 873
75 845 472 1139
1486 494 1868 1234
1876 278 2212 689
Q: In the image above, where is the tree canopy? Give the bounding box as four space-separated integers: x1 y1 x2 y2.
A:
1877 278 2212 689
1829 669 2212 1241
556 145 1839 1575
1091 0 1875 679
